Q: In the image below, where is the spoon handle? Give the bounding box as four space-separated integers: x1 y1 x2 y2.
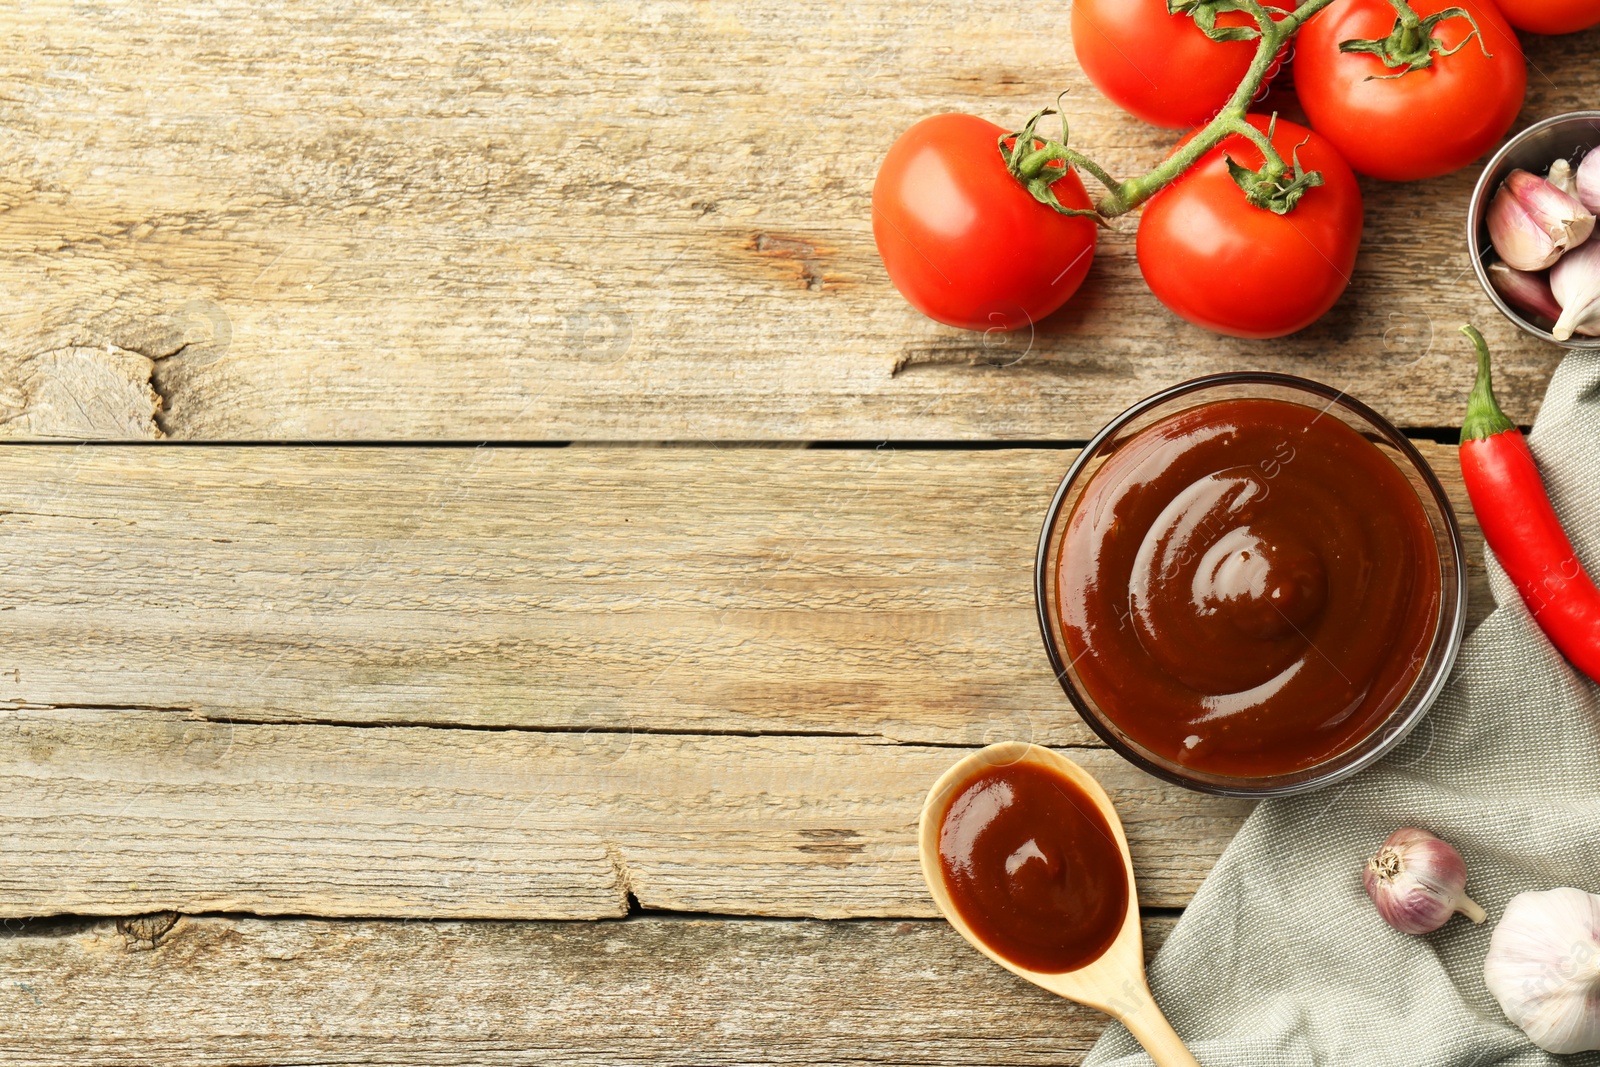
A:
1117 996 1202 1067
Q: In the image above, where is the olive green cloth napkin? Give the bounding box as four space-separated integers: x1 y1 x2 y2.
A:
1084 352 1600 1067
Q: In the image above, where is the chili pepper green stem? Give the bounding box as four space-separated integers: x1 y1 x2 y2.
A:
1459 325 1518 443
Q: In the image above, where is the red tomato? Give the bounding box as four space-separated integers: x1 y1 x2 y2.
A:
1072 0 1294 129
1295 0 1526 181
1491 0 1600 34
1136 116 1363 339
872 113 1098 332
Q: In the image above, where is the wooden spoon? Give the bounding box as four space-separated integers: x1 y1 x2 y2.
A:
918 741 1201 1067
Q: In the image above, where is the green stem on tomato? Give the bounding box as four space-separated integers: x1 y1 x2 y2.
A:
1006 0 1435 219
1093 0 1337 215
1382 0 1428 54
1340 0 1489 74
1230 115 1282 177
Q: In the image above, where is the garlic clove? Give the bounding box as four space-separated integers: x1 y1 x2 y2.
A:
1489 186 1561 271
1550 158 1580 198
1362 827 1484 936
1488 261 1563 325
1550 237 1600 340
1488 169 1597 272
1484 888 1600 1055
1578 148 1600 215
1511 169 1599 249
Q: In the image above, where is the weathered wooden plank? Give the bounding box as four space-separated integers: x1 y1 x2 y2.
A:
0 914 1175 1066
0 444 1488 742
0 1 1582 439
0 706 1249 918
0 444 1485 917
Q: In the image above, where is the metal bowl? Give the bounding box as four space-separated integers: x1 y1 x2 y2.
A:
1034 374 1468 798
1468 110 1600 349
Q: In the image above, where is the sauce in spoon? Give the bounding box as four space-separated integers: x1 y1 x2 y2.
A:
937 760 1129 973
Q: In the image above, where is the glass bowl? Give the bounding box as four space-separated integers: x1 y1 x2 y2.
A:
1468 110 1600 349
1034 374 1468 798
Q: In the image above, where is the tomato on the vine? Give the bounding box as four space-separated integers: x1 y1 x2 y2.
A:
1072 0 1294 130
1295 0 1526 182
1490 0 1600 34
872 113 1099 332
1136 116 1363 339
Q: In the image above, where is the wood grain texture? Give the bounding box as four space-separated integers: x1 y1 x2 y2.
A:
0 1 1585 440
0 443 1481 919
1 706 1250 918
0 444 1488 742
0 914 1175 1065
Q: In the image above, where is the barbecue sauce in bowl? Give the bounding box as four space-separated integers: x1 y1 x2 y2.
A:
1056 397 1442 779
937 760 1129 973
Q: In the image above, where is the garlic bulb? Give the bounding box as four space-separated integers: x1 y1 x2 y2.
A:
1488 261 1563 325
1484 888 1600 1054
1577 149 1600 215
1363 828 1485 935
1550 237 1600 340
1488 169 1597 271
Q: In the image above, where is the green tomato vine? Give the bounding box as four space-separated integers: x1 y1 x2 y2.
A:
1009 0 1486 219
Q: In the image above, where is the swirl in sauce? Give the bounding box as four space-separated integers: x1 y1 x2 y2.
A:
1057 398 1441 778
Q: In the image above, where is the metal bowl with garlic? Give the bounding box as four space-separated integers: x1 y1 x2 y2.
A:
1469 111 1600 350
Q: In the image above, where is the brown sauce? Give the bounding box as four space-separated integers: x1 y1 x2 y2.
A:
1057 398 1441 778
938 760 1128 973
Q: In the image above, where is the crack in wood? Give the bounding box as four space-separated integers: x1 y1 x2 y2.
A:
796 828 867 868
604 843 637 913
116 911 179 951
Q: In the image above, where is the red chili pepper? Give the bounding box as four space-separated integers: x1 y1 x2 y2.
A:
1458 325 1600 683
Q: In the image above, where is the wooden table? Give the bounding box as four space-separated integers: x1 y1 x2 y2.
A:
0 2 1580 1062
